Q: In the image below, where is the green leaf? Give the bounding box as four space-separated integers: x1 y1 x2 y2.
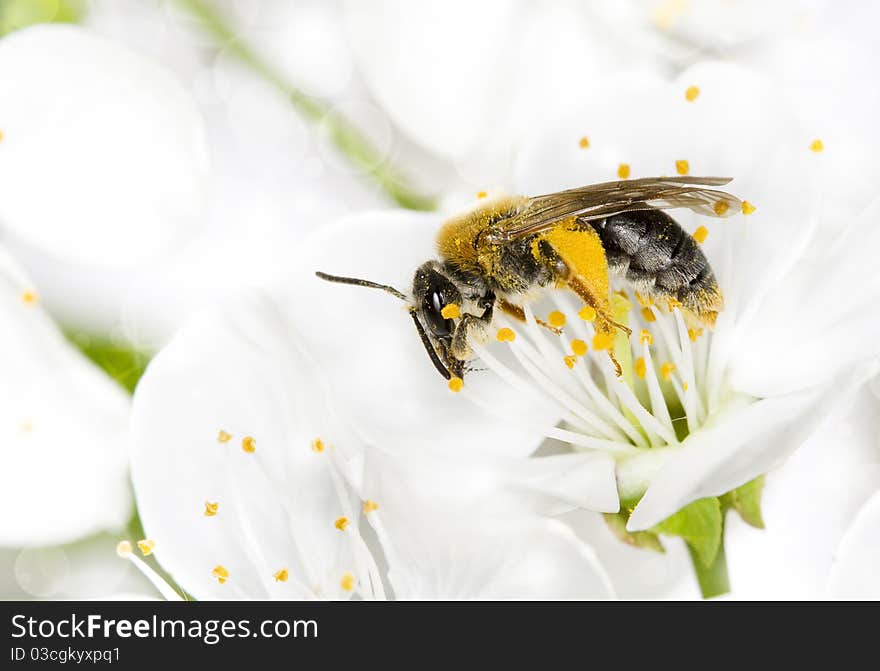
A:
654 497 723 568
721 475 766 529
0 0 85 36
603 512 665 554
65 331 152 395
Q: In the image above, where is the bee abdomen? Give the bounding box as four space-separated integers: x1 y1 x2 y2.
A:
589 209 721 316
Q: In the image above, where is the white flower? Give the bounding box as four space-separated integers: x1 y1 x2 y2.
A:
0 245 131 546
126 291 615 599
285 59 880 576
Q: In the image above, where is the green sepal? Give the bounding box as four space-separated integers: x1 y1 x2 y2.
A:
603 512 665 554
653 497 722 568
720 475 766 529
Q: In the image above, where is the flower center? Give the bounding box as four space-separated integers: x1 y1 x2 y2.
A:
462 287 744 459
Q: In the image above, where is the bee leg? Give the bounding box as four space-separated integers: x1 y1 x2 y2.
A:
566 276 632 335
566 276 629 377
497 299 563 335
607 352 623 377
450 301 495 360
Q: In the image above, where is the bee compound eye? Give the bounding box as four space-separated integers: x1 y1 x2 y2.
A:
423 289 454 338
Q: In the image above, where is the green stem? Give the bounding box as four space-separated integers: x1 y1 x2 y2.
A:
687 519 731 599
176 0 437 211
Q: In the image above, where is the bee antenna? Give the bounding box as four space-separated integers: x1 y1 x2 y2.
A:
315 271 408 301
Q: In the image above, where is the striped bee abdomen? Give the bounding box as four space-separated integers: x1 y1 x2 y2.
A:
588 209 722 319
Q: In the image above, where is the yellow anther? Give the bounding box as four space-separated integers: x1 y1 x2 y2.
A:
137 539 156 556
741 200 756 215
448 377 464 392
311 438 325 453
274 568 289 583
578 305 597 321
579 135 590 149
363 500 379 514
683 382 689 391
334 516 349 531
116 541 132 558
204 501 219 517
441 303 460 319
693 225 709 243
660 361 676 381
688 327 703 342
496 327 516 342
563 355 577 369
547 310 567 328
685 85 700 102
592 332 614 351
476 191 488 199
713 200 729 216
212 565 229 585
340 573 355 592
641 306 656 323
241 436 256 453
217 430 231 444
675 159 690 175
617 163 631 179
639 329 653 345
21 290 38 306
810 138 824 153
667 297 682 311
571 339 588 356
635 357 647 379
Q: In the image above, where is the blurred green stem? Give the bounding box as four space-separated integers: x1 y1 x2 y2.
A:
688 519 731 599
176 0 437 211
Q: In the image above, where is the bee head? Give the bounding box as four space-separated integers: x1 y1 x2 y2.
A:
315 264 463 380
411 261 463 342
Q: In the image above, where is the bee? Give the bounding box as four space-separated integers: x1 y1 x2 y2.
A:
317 177 742 381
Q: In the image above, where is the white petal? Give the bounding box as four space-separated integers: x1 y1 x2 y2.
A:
829 490 880 598
280 211 558 459
129 290 358 600
729 196 880 397
725 385 880 599
562 509 698 599
628 388 827 531
0 24 209 268
345 0 659 181
383 515 614 599
466 519 614 600
360 448 614 598
0 247 131 546
344 0 520 160
362 447 618 520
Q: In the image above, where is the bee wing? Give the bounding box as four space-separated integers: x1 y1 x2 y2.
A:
490 177 741 243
